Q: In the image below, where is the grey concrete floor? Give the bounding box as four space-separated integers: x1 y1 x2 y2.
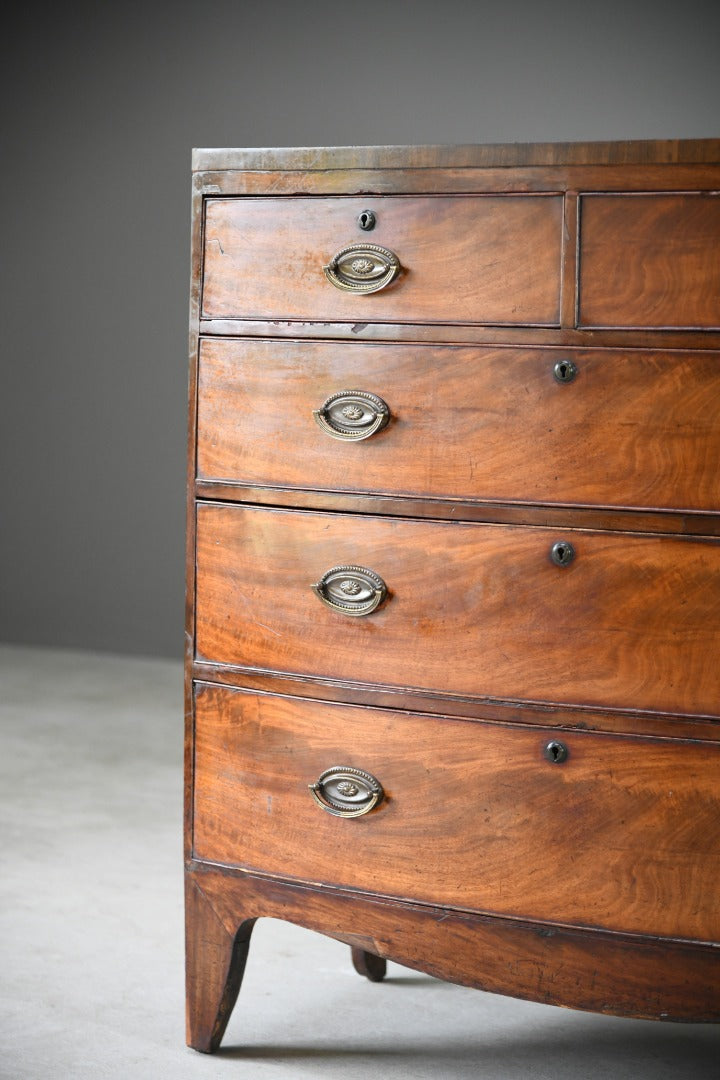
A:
1 644 718 1079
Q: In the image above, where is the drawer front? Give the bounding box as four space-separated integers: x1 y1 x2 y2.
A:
195 504 720 717
192 683 720 942
579 193 720 329
201 195 563 325
197 338 720 513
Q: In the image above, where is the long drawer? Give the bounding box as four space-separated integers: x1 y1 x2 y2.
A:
197 337 720 513
201 195 563 325
194 503 720 717
192 683 720 943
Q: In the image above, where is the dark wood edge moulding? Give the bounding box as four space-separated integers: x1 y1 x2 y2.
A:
198 322 720 348
193 139 720 172
193 166 720 199
190 668 720 744
193 482 720 536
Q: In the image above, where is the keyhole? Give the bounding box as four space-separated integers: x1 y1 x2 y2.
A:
550 540 575 567
553 359 577 383
544 740 568 764
358 210 376 231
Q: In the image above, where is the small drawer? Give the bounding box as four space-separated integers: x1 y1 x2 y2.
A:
197 337 720 513
192 683 720 942
579 193 720 329
201 195 563 326
194 504 720 717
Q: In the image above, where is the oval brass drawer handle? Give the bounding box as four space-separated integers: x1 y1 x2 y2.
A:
309 766 384 818
323 243 401 293
312 565 387 617
313 390 390 441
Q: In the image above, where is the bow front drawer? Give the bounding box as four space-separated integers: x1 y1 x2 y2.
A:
194 503 720 717
201 195 563 325
192 683 720 943
197 337 720 513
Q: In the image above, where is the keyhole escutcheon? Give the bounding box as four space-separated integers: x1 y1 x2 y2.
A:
358 210 376 231
553 359 578 383
550 540 575 567
544 740 569 764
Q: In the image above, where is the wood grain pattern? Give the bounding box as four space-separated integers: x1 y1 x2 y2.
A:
201 195 563 325
192 661 720 743
192 865 720 1025
186 161 206 860
351 947 386 982
195 503 720 717
194 479 720 537
579 194 720 329
185 875 255 1052
195 164 720 202
197 338 720 513
186 142 720 1042
193 140 720 172
199 317 720 350
192 683 720 942
560 191 579 327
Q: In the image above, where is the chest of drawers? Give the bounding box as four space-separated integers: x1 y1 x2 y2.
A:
185 141 720 1052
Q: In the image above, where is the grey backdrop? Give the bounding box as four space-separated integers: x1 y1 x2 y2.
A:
1 0 718 659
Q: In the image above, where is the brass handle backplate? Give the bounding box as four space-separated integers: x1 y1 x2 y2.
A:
323 243 401 293
309 766 384 817
312 565 387 616
313 390 390 441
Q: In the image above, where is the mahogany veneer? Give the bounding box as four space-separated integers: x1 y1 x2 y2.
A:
193 683 720 943
197 338 720 513
186 141 720 1053
579 193 720 329
202 194 563 324
195 503 720 717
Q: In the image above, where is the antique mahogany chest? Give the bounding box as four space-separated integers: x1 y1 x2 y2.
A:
185 141 720 1051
